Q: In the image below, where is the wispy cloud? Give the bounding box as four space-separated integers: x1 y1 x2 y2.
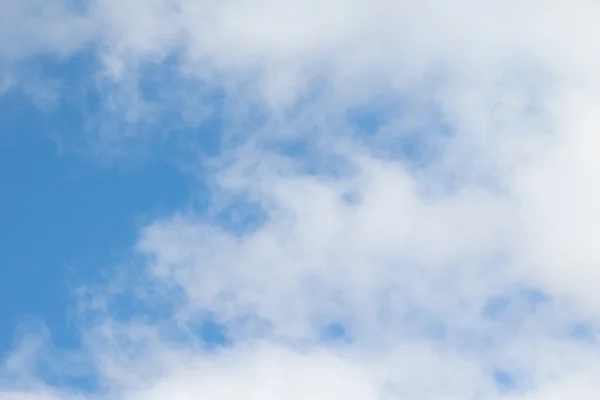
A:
3 0 600 399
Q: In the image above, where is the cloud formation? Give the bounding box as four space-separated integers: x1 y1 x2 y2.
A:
3 0 600 399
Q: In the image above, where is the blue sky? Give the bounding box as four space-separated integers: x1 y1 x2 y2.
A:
0 92 192 355
0 48 226 360
3 1 600 399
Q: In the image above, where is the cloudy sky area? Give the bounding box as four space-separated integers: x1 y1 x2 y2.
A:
2 0 600 398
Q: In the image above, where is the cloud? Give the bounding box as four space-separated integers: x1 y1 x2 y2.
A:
4 0 600 399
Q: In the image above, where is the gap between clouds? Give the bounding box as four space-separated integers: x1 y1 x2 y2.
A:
3 0 600 399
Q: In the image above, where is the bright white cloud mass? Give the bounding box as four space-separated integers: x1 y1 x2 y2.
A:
3 0 600 399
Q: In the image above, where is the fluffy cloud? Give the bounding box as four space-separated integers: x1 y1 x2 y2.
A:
3 0 600 399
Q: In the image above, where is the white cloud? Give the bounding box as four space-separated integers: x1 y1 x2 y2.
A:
4 0 600 399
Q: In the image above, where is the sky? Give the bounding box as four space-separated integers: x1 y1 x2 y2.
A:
2 0 600 399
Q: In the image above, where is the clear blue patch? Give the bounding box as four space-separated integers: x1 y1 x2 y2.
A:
345 93 452 169
568 321 596 344
0 47 236 363
211 196 269 237
0 128 192 356
198 317 230 348
340 188 362 206
7 50 226 163
266 137 357 180
483 297 510 319
320 321 351 344
492 368 517 392
0 70 200 363
482 286 549 321
165 312 231 349
345 94 405 135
